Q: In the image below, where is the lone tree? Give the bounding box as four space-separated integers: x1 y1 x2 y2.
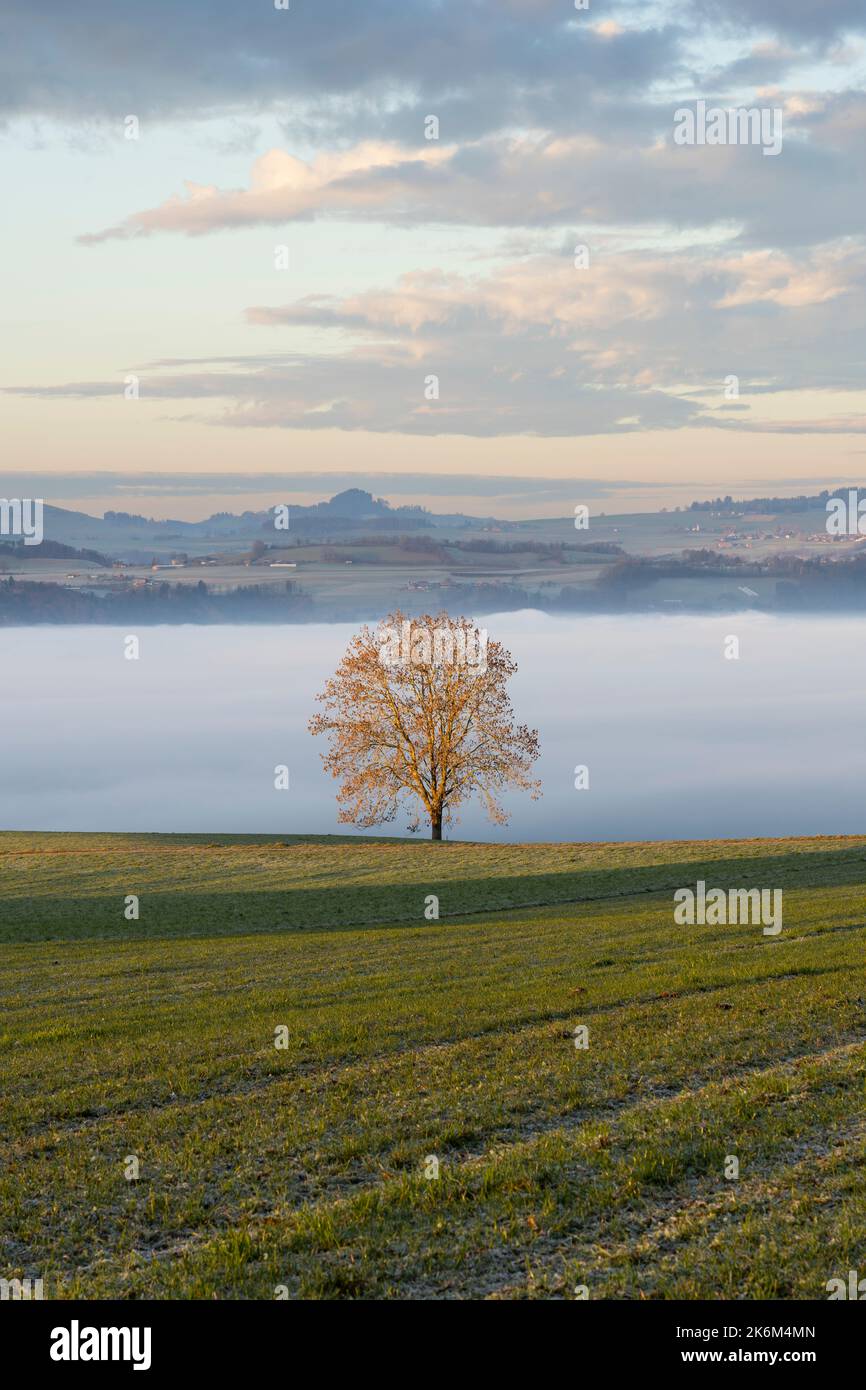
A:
309 611 541 839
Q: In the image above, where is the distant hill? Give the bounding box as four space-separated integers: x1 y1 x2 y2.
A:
39 489 505 561
0 538 111 567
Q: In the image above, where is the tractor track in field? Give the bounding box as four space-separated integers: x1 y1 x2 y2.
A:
5 958 864 1139
7 1033 866 1288
39 1036 866 1294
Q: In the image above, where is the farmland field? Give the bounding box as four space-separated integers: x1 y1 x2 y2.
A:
2 831 866 1299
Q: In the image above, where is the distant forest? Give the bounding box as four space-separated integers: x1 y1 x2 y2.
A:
0 578 313 625
687 490 841 514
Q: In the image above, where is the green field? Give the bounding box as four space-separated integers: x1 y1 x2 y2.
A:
2 831 866 1299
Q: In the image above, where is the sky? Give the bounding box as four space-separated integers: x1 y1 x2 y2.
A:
1 0 865 519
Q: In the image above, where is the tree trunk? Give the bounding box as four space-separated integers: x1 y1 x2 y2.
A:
431 812 442 840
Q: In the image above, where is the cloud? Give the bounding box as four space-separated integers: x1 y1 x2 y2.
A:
2 360 700 438
0 1 681 132
695 0 866 42
1 1 855 267
79 141 456 243
249 242 864 333
5 1 862 137
8 240 865 436
707 414 866 434
77 88 866 248
711 245 859 308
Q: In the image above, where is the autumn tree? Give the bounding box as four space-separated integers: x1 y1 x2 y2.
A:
309 611 541 840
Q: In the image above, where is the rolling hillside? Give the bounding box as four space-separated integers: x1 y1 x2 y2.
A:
2 832 865 1299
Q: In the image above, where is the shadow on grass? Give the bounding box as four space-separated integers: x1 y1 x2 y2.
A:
4 844 866 943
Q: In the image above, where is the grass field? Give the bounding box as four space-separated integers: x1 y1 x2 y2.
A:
2 831 866 1299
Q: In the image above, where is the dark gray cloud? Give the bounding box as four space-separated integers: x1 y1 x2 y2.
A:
4 0 861 143
695 0 866 41
0 0 682 136
5 0 860 136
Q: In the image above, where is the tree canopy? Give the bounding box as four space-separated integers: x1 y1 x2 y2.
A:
309 611 541 839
